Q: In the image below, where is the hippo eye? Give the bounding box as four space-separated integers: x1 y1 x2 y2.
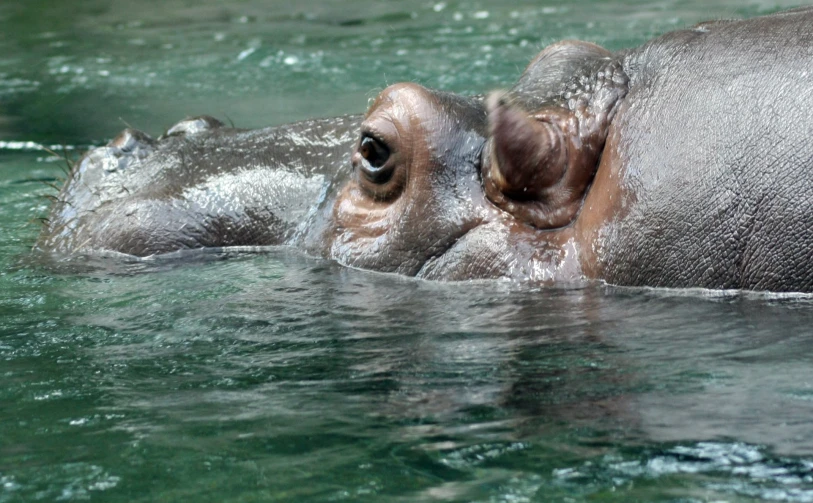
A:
357 135 393 184
359 135 390 168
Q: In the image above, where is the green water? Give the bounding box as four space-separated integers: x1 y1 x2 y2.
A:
3 1 813 501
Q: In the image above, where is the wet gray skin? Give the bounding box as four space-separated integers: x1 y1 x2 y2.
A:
38 116 361 256
37 7 813 292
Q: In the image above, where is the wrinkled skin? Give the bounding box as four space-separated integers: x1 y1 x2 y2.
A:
37 7 813 292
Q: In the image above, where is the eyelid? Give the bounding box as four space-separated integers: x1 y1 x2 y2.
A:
360 118 400 150
360 127 386 146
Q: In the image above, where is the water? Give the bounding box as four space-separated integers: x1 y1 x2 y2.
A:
2 0 813 501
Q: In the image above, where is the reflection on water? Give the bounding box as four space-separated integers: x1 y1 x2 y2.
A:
2 0 813 501
4 245 813 501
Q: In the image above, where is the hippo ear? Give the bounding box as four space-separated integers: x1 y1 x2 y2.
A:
485 93 568 202
482 92 586 229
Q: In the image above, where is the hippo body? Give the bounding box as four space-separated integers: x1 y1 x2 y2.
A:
37 7 813 292
591 8 813 291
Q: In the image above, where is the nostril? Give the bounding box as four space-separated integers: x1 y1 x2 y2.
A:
108 128 155 153
161 116 224 139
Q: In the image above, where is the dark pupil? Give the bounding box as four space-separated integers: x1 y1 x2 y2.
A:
359 136 389 169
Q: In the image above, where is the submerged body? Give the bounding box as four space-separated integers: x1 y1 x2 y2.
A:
38 7 813 292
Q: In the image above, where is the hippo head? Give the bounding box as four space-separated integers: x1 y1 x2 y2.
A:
305 82 588 282
306 40 626 282
38 42 618 285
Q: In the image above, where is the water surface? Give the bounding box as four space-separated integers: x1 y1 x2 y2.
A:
2 1 813 501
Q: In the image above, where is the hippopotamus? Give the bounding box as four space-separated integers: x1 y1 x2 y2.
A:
37 7 813 292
